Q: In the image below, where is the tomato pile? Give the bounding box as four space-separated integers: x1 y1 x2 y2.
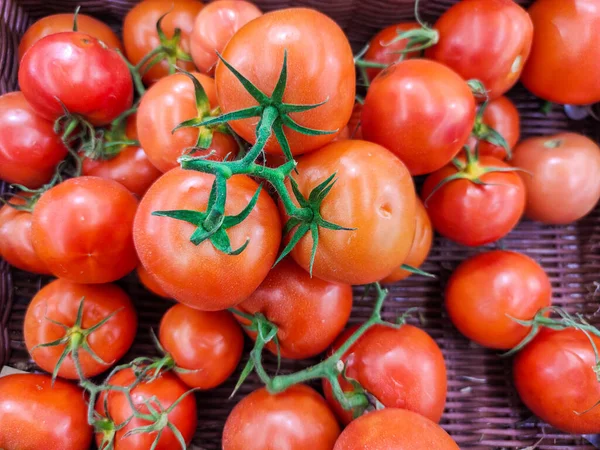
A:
0 0 600 449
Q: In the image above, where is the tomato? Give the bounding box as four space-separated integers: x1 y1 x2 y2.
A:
216 8 355 156
521 0 600 105
31 176 138 283
235 258 353 359
222 385 340 450
0 373 92 450
137 264 170 298
323 324 447 425
361 59 476 175
137 72 236 173
19 32 133 126
333 408 459 450
514 328 600 434
190 0 262 74
24 278 137 379
511 133 600 224
159 303 244 389
18 13 123 59
0 92 68 188
421 155 525 247
446 250 551 350
123 0 203 85
347 102 363 139
284 140 416 285
134 168 281 311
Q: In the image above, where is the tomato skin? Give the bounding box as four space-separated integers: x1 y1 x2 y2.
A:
137 264 170 298
0 92 68 188
514 329 600 434
159 304 243 389
134 168 281 311
216 8 355 156
511 133 600 224
0 373 92 450
222 385 340 450
347 102 363 140
362 59 476 175
31 176 139 284
19 32 133 126
521 0 600 105
446 250 551 350
24 278 137 379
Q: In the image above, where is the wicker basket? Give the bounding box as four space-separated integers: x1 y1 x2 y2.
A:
1 0 600 448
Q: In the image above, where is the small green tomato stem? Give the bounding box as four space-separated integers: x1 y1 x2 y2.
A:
354 60 388 69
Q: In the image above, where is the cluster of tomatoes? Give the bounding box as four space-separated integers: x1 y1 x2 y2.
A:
1 0 600 449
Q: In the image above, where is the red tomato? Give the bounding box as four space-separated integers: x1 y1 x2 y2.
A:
361 59 476 175
159 303 244 389
134 168 281 311
222 385 340 450
323 324 447 425
190 0 262 74
421 155 525 246
333 408 459 450
235 258 353 359
446 250 552 350
137 264 170 298
521 0 600 105
514 328 600 434
347 102 363 139
0 92 68 188
0 373 92 450
511 133 600 224
24 278 137 379
19 32 133 126
31 176 139 283
216 8 355 156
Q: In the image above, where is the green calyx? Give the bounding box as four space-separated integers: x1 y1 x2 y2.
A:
471 99 512 159
83 105 140 161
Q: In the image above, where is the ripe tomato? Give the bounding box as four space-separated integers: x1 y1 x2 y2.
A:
347 102 363 139
521 0 600 105
134 168 281 311
18 13 122 59
222 385 340 450
333 408 459 450
216 8 355 156
511 133 600 224
0 92 68 188
137 72 236 173
323 324 447 425
421 155 525 247
0 373 92 450
285 140 416 285
159 303 244 389
235 258 353 359
445 250 552 350
190 0 262 74
31 176 139 283
19 32 133 126
361 59 476 175
24 278 137 379
137 264 170 298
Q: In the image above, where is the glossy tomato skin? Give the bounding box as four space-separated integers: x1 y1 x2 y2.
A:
286 140 416 285
24 278 137 379
0 92 68 188
421 156 525 246
511 133 600 224
222 385 340 450
0 373 92 450
216 8 355 156
190 0 262 74
235 258 353 359
31 176 139 284
138 264 170 298
521 0 600 105
159 304 243 389
134 168 281 311
514 329 600 434
468 96 520 159
446 250 551 350
333 408 459 450
362 59 476 175
323 324 447 425
19 32 133 126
